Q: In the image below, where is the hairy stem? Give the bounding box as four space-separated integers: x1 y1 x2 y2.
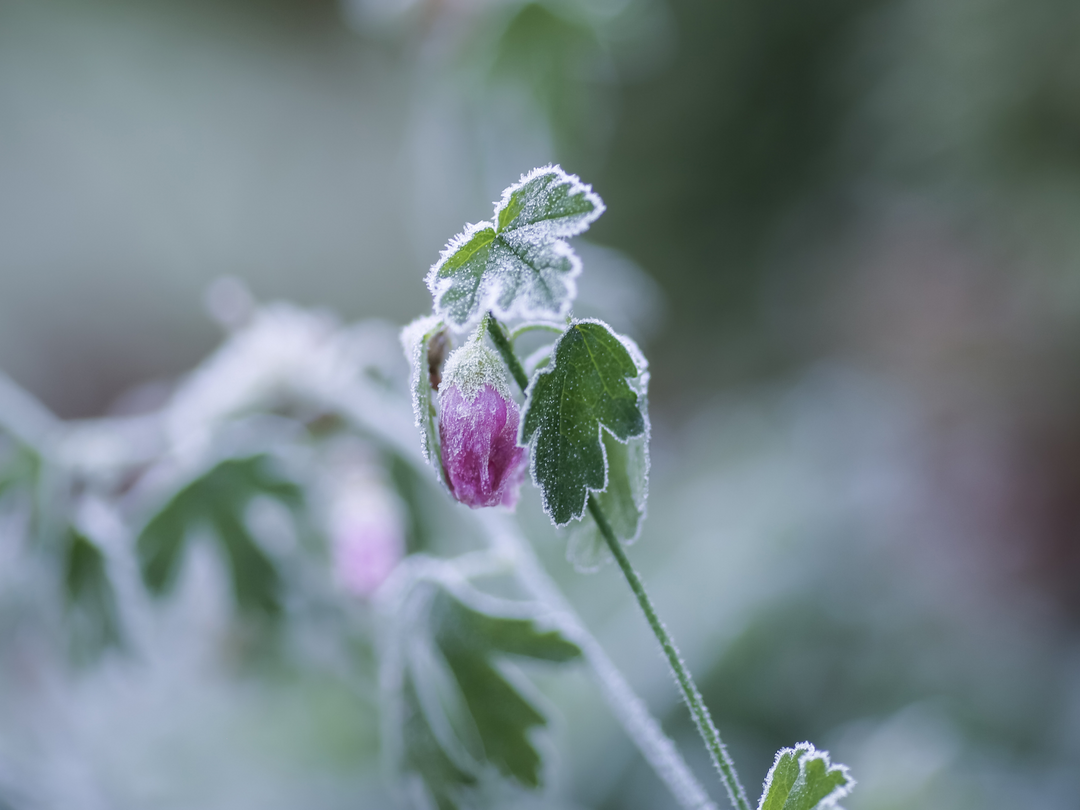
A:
509 321 565 342
589 496 751 810
486 311 530 392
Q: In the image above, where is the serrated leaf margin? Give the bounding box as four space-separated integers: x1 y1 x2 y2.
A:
521 318 649 528
757 742 854 810
425 165 604 332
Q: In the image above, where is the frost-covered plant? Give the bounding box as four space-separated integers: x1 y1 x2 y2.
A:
403 165 856 810
0 167 853 810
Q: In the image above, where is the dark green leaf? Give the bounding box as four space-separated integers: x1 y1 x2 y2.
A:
521 319 647 526
387 453 431 554
64 529 122 661
758 743 853 810
426 166 604 330
136 455 302 616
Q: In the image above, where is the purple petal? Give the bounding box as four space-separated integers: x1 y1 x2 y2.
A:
439 383 527 509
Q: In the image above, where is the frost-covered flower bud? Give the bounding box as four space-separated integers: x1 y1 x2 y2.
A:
438 341 526 509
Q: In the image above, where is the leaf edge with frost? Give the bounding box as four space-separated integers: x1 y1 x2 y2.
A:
425 165 605 332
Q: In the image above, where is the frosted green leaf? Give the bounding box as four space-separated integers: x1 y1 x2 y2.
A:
137 455 302 616
389 579 580 809
566 348 649 571
426 165 604 331
401 315 449 484
758 743 854 810
520 319 647 527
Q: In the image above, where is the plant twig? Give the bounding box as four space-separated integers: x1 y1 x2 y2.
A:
486 312 530 392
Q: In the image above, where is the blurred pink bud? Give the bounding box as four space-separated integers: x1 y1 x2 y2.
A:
437 342 527 511
329 473 405 597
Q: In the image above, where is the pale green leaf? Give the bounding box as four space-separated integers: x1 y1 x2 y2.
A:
389 577 581 809
137 455 302 616
567 421 649 572
401 315 449 484
426 166 604 330
758 743 854 810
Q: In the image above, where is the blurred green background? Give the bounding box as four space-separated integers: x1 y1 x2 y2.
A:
3 0 1080 807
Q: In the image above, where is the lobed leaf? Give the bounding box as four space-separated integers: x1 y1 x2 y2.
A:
758 743 854 810
136 455 302 616
389 577 581 809
426 166 604 331
520 319 647 527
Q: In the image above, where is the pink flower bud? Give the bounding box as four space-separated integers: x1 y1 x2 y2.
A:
326 451 405 598
438 343 526 509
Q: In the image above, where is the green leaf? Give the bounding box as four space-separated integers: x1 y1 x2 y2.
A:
521 319 647 527
758 743 854 810
426 166 604 330
64 529 122 662
390 577 581 809
401 315 449 485
137 455 302 616
386 452 433 554
567 430 649 571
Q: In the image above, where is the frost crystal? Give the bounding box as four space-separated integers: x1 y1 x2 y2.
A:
426 165 605 331
438 342 526 509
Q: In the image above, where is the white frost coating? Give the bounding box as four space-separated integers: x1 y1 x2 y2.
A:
439 340 512 402
400 314 445 481
493 165 605 239
425 165 605 332
757 742 854 810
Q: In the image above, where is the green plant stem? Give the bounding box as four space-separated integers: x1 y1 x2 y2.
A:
588 496 751 810
488 310 744 809
509 321 565 341
486 312 530 392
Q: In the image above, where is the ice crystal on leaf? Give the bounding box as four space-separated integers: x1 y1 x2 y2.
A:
426 166 605 331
